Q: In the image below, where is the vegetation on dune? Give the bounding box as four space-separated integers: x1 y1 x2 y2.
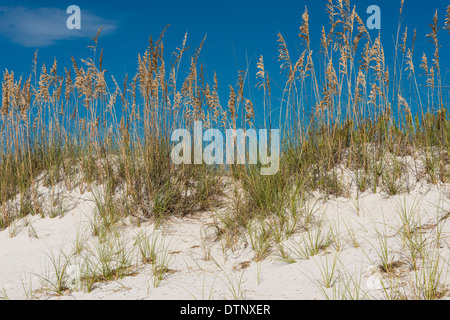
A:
0 0 449 300
0 0 448 272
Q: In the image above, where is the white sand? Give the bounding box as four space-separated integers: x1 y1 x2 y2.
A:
0 179 449 300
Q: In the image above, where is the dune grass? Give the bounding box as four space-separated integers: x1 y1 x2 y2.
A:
0 0 449 300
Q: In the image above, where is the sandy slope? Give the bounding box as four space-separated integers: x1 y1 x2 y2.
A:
0 180 449 300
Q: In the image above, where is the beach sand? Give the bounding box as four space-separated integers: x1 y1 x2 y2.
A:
0 177 449 300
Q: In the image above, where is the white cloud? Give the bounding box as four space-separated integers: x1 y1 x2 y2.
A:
0 6 117 47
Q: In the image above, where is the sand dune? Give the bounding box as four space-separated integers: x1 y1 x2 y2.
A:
1 176 448 300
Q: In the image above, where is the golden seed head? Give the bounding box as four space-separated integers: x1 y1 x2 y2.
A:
445 6 450 31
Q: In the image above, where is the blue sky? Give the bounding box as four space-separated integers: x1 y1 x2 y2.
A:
0 0 449 123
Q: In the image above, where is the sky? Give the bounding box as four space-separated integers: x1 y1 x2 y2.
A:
0 0 449 124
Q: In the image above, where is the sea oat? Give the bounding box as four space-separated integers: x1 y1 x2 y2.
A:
299 7 311 50
445 6 450 32
1 71 10 116
244 98 254 128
